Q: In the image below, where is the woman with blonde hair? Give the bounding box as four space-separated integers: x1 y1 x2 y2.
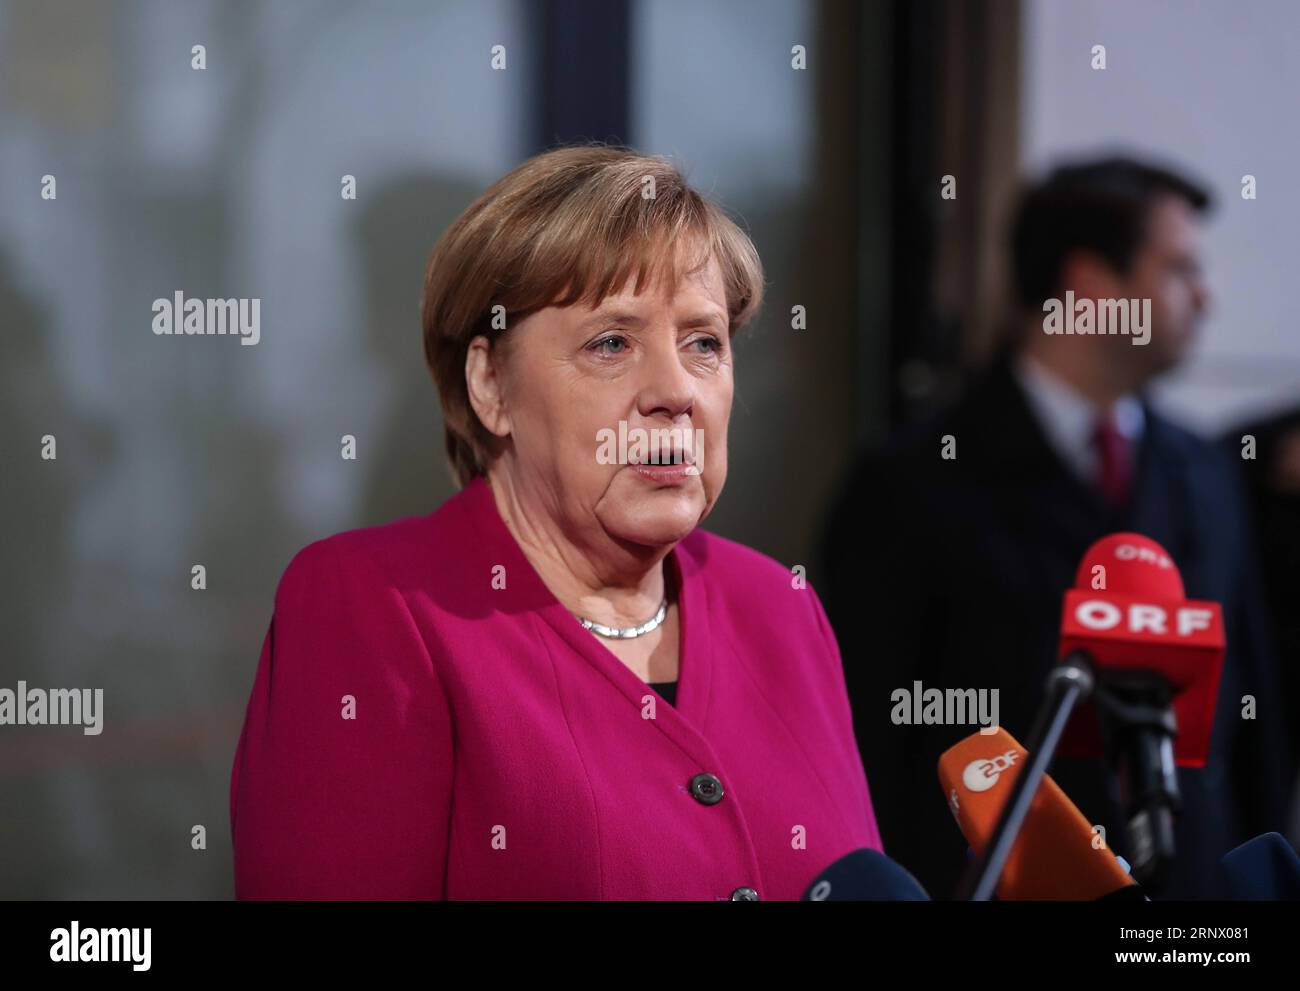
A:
230 145 882 900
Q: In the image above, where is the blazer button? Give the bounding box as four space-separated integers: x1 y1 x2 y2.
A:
731 887 760 901
689 772 724 805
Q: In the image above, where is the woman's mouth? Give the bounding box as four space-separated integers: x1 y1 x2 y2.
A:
628 455 696 485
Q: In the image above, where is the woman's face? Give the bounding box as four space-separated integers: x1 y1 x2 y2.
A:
483 251 733 556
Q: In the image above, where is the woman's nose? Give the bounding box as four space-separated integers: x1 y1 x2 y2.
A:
636 340 696 419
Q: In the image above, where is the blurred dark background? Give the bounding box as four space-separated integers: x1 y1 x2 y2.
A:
2 0 1299 897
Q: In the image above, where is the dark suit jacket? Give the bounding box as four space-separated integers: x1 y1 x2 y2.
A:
820 350 1294 899
1221 408 1300 772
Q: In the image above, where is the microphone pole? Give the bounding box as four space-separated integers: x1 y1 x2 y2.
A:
957 651 1096 900
1093 670 1180 889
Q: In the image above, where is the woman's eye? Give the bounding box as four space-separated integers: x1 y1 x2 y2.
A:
590 335 627 355
690 335 723 354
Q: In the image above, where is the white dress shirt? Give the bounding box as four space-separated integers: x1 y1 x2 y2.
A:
1012 352 1145 487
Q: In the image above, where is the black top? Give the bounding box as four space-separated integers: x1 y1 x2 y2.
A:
648 680 677 707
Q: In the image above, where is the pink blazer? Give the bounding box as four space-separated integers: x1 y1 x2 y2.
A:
230 476 882 899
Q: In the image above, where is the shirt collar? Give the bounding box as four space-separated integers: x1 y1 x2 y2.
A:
1012 352 1145 483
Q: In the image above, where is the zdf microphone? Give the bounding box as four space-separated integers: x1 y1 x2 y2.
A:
938 727 1141 900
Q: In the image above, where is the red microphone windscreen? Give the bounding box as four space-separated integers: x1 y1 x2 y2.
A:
1058 533 1224 767
1072 532 1185 599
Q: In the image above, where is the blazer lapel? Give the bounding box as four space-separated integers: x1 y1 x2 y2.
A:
1126 407 1201 582
964 352 1113 556
456 475 717 754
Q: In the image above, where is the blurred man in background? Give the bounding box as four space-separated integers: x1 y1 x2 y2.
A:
822 157 1295 899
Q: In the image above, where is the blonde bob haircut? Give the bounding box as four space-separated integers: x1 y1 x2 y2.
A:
420 144 765 488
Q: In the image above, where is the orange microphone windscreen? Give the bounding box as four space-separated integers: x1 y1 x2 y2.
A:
938 727 1137 900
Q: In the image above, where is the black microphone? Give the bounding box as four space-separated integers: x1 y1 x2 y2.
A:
1217 833 1300 900
802 849 930 900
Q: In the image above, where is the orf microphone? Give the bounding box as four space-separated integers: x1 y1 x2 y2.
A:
1055 533 1225 888
1057 532 1225 767
802 849 930 900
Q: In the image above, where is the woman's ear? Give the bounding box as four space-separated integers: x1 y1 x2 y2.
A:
465 334 512 439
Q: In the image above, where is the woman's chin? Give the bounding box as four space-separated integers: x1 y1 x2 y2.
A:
598 492 708 549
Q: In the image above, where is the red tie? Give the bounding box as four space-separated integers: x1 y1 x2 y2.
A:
1091 413 1133 508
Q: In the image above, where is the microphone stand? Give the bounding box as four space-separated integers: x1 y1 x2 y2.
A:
957 651 1096 900
958 651 1181 899
1093 671 1180 889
